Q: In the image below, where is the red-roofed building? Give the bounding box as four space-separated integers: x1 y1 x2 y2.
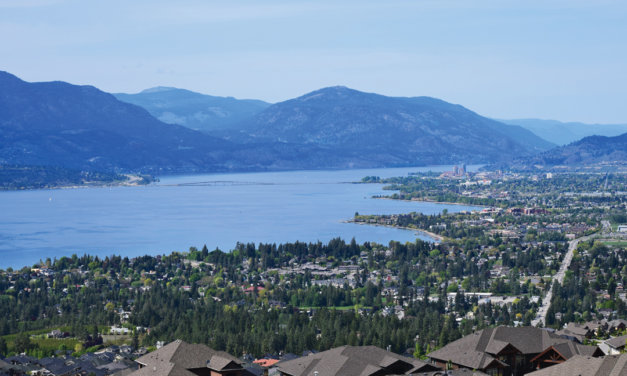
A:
253 358 279 368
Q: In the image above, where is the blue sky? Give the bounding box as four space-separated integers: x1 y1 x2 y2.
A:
1 0 626 123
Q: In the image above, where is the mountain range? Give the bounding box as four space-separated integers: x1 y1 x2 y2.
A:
506 132 627 171
114 87 270 133
0 71 249 173
2 70 623 181
222 86 554 166
501 118 627 146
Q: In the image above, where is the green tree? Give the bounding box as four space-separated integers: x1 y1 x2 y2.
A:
14 332 32 353
0 337 7 356
132 330 139 350
413 342 423 358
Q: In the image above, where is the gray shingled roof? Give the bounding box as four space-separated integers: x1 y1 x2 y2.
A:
605 334 627 350
128 361 196 376
131 340 242 376
525 354 627 376
428 326 599 371
607 319 627 330
277 345 438 376
549 341 600 359
427 330 507 370
0 359 10 369
555 323 591 342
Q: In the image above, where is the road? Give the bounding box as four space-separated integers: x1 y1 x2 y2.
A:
601 220 611 233
532 233 595 327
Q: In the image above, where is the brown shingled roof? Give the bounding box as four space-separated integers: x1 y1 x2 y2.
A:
277 345 439 376
525 354 627 376
428 326 600 371
131 340 242 376
530 341 602 365
127 362 196 376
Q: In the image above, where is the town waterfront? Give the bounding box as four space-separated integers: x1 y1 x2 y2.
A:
0 166 481 268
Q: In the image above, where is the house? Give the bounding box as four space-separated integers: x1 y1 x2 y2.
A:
253 358 279 368
603 334 627 355
242 364 265 376
243 286 265 294
276 345 439 376
606 319 627 333
110 325 130 335
525 353 627 375
427 326 602 376
555 325 589 343
530 341 603 370
48 329 64 339
130 340 244 376
555 321 603 343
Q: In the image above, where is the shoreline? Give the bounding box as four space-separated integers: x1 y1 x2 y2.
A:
0 175 151 192
346 220 444 242
0 181 147 192
373 195 486 208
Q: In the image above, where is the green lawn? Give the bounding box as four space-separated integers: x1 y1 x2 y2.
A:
0 325 99 357
31 337 80 352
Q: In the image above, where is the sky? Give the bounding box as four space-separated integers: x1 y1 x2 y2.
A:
1 0 626 123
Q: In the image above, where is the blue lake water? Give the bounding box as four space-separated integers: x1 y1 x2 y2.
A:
0 166 481 269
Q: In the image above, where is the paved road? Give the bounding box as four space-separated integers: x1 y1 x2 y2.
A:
532 233 595 327
601 220 611 233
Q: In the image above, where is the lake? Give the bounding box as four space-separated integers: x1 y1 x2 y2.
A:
0 166 481 269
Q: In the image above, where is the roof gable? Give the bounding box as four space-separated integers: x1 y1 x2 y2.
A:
277 345 434 376
428 326 599 371
605 334 627 349
526 354 627 376
132 340 242 376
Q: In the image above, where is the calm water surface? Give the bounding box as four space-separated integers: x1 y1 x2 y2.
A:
0 166 481 268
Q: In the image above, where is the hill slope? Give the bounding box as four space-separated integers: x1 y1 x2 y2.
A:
0 73 563 177
0 71 253 173
114 87 270 133
501 118 627 145
507 133 627 170
229 86 554 166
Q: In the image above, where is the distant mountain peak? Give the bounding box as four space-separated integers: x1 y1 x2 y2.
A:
140 86 179 94
114 86 271 132
298 86 366 100
314 85 352 92
233 85 554 164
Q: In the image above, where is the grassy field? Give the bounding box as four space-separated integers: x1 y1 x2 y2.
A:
31 337 80 352
0 325 115 357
